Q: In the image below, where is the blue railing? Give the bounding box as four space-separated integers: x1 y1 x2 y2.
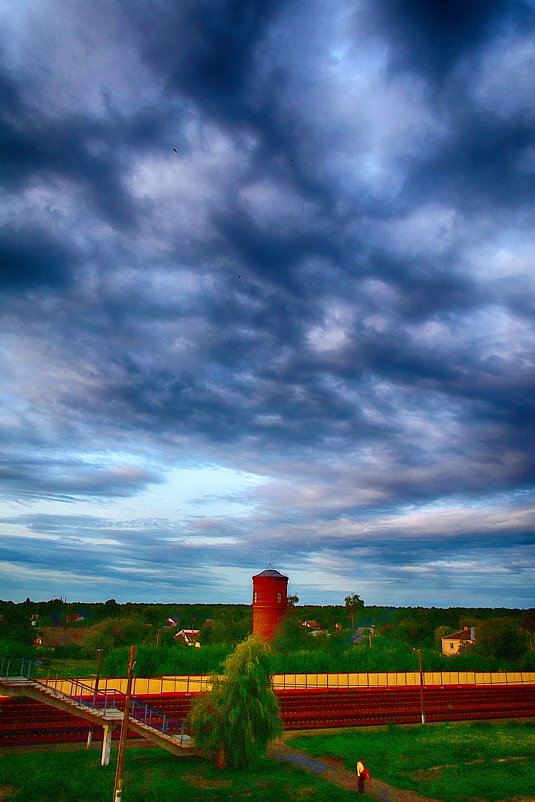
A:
131 699 172 733
0 658 38 678
1 659 184 737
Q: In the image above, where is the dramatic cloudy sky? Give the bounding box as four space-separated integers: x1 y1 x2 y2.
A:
1 0 534 607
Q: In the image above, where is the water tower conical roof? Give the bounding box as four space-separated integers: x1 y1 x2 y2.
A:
253 568 288 579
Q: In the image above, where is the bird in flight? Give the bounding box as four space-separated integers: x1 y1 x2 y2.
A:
173 148 178 153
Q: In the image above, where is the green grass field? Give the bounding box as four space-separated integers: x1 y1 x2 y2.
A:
38 659 97 678
0 746 364 801
290 719 535 802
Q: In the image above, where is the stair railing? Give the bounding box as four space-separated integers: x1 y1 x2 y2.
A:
2 659 186 738
34 674 182 734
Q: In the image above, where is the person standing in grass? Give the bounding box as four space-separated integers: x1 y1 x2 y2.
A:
355 759 370 794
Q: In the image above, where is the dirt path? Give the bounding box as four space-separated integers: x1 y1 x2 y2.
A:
269 741 442 802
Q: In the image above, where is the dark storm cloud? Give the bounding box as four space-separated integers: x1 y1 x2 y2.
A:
1 512 234 550
0 0 534 604
0 64 24 119
133 0 283 124
367 0 533 82
0 456 162 502
0 511 244 596
211 205 339 293
0 54 175 229
404 106 535 213
0 227 75 291
128 0 336 208
364 252 480 321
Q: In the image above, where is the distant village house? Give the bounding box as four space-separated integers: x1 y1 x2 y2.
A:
173 628 200 648
441 627 476 656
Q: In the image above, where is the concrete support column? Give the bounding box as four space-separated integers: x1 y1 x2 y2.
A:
101 724 113 766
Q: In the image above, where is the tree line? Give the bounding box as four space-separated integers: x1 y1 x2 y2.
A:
1 598 533 675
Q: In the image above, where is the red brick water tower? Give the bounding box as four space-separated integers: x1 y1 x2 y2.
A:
252 568 289 641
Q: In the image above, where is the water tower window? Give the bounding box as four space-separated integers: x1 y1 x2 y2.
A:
277 592 281 603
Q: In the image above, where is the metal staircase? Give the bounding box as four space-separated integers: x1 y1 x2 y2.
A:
0 659 194 761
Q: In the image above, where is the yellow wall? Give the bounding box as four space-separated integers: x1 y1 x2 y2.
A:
441 637 476 655
42 671 535 696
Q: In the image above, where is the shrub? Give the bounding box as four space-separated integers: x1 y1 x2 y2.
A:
101 643 233 677
0 638 34 660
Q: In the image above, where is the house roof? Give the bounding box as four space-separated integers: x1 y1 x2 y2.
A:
174 629 200 644
37 627 91 648
441 628 475 641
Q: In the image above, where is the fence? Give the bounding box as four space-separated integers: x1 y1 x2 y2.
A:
35 671 535 695
271 671 535 689
42 674 215 696
2 659 533 694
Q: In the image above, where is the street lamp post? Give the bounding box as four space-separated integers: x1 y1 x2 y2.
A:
412 647 426 725
113 645 136 802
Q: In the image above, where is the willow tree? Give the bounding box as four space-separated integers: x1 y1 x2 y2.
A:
188 634 282 769
345 593 364 631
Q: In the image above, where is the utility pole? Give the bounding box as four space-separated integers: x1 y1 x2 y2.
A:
412 647 426 724
87 648 103 748
113 645 136 802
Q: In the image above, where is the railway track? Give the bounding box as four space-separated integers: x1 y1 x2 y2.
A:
1 684 534 747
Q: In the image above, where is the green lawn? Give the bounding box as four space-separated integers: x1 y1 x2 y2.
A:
0 746 364 801
36 659 97 678
289 719 535 802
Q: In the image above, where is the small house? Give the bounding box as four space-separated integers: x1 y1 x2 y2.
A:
174 628 201 648
441 627 476 656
